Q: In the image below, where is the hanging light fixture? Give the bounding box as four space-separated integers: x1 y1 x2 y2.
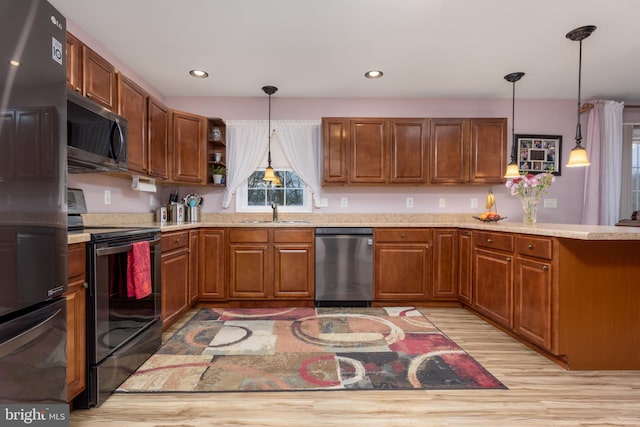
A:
566 25 596 167
504 72 525 179
262 85 279 183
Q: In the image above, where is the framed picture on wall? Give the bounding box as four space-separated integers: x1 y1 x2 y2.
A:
515 134 562 176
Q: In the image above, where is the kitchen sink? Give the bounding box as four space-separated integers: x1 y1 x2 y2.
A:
276 220 310 224
238 220 273 224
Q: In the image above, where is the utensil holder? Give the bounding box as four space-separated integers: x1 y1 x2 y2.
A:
186 206 200 223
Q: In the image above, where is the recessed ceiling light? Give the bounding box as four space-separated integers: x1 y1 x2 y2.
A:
365 70 383 79
189 69 209 78
9 59 20 67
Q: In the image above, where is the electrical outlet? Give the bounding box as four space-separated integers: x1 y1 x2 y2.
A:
438 197 446 208
104 190 111 205
406 197 414 208
544 198 558 208
317 197 329 207
340 197 348 208
149 195 156 207
471 198 478 209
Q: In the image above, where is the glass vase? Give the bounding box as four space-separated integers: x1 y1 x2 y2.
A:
520 195 540 225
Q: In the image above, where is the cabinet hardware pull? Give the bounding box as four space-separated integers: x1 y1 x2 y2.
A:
425 244 430 249
542 265 548 271
506 257 511 261
487 238 493 243
175 238 180 243
83 282 88 289
528 244 534 249
400 233 406 238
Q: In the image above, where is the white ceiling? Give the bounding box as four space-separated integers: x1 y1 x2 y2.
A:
49 0 640 102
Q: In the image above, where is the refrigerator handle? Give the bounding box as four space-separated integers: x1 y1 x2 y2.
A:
0 308 63 359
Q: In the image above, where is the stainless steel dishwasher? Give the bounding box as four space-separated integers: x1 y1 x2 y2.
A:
315 227 373 306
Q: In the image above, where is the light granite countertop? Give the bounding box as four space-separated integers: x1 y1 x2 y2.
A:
66 213 640 244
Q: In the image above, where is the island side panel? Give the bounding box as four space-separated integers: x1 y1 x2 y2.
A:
557 238 640 370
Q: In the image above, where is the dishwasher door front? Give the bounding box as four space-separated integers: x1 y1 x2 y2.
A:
315 229 373 305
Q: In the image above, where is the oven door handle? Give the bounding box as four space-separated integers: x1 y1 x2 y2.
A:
96 237 161 257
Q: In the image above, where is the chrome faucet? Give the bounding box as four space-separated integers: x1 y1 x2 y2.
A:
271 202 278 222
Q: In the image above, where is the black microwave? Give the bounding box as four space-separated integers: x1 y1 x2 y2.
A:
67 90 128 173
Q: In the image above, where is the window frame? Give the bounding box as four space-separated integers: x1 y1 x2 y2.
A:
235 167 312 213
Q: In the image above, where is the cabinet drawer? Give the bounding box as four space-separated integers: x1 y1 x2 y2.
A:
474 231 513 252
229 228 269 243
375 228 433 243
515 235 553 260
274 228 313 243
67 243 86 281
161 231 189 252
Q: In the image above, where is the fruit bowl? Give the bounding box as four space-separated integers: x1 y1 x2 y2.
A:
473 214 507 223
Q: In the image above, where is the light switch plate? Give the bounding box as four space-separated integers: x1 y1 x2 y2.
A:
471 198 478 209
438 197 446 208
104 190 111 205
317 197 328 207
406 197 414 208
544 198 558 208
341 197 348 208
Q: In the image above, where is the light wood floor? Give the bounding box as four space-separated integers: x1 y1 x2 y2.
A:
69 307 640 426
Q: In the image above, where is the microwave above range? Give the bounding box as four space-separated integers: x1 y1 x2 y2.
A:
67 90 128 173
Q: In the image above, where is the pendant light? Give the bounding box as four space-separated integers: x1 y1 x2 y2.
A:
262 85 279 183
504 72 525 179
566 25 596 167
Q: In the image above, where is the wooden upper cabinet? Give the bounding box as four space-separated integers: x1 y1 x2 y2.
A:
350 119 388 183
82 45 117 111
147 97 169 180
322 118 349 184
391 119 429 183
429 118 469 184
65 32 82 93
470 118 507 183
170 110 207 183
117 74 148 175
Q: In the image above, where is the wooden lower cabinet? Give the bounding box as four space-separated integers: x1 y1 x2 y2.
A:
457 229 473 305
198 228 227 300
229 228 313 300
514 256 553 351
374 228 433 300
189 230 199 305
65 243 86 402
432 229 458 299
161 231 190 329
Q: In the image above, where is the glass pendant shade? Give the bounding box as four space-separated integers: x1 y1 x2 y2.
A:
263 165 277 182
504 162 521 179
566 145 591 167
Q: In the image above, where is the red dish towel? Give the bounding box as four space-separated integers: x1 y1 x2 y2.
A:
127 241 152 299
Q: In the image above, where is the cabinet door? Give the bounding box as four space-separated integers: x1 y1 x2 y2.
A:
390 119 428 183
322 118 349 184
161 249 190 328
474 248 513 328
273 242 313 298
118 74 148 174
171 111 207 183
514 257 553 351
65 243 86 402
350 119 387 184
82 46 117 110
470 118 507 183
198 229 227 300
432 229 458 299
458 230 473 305
147 97 169 179
429 118 468 184
375 243 431 300
189 230 199 305
229 244 269 298
66 32 82 93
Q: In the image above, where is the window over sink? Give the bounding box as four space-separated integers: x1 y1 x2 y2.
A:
236 168 311 213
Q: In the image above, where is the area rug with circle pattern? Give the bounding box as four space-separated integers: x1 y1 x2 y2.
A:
117 307 506 392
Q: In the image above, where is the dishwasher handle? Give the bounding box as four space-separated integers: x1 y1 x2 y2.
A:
315 227 373 235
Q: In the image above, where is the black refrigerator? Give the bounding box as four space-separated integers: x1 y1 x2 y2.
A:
0 0 68 403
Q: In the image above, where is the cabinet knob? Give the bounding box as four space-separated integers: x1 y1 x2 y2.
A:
506 257 511 262
83 282 88 289
542 265 549 271
400 233 406 238
528 244 534 249
175 238 180 243
74 86 81 92
487 238 493 243
425 244 430 249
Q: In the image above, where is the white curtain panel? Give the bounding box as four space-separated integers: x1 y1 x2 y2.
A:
273 120 322 207
222 121 268 208
581 100 624 225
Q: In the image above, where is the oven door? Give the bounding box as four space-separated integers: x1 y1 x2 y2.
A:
89 233 161 365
